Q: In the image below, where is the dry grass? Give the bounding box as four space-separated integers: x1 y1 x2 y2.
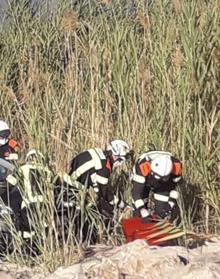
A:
0 0 219 270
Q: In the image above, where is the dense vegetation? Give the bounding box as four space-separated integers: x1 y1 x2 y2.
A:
0 0 219 271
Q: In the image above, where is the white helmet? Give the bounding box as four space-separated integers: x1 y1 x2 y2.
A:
0 120 10 146
107 140 130 168
151 154 173 180
25 149 44 163
107 140 130 157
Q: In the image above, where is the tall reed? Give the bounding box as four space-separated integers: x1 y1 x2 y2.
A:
0 0 219 270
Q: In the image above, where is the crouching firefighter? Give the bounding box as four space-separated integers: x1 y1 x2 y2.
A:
5 149 54 251
55 140 132 243
131 150 182 223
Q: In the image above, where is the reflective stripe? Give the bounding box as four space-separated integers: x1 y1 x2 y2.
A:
63 202 74 208
6 153 18 160
90 173 97 184
172 177 181 183
132 197 147 203
88 171 108 187
168 201 175 208
20 164 51 199
118 200 125 209
140 208 150 218
88 149 103 170
154 193 169 202
63 173 75 186
6 174 17 186
21 165 43 204
109 195 119 206
169 190 179 199
132 173 145 184
63 175 85 189
21 231 35 239
70 160 95 180
63 174 86 189
134 199 145 208
96 174 108 185
94 148 106 160
21 195 44 209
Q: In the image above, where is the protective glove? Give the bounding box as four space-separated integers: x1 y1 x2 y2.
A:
97 197 114 218
142 216 152 224
157 202 173 219
148 212 160 222
139 207 151 220
109 195 126 209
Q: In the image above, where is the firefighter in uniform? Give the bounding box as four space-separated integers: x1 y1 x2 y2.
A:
6 149 53 242
0 120 18 161
55 140 131 244
131 150 182 222
0 120 18 200
59 140 131 211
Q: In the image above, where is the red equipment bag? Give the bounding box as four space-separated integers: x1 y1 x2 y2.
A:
122 217 164 243
122 217 184 245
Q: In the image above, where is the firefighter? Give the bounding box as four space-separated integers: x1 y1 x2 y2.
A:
5 149 53 242
131 150 182 222
0 120 18 199
55 140 132 244
58 140 132 211
0 120 18 161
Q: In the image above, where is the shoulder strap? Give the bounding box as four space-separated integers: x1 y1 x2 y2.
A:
139 161 151 176
88 148 103 170
8 139 17 149
172 162 182 175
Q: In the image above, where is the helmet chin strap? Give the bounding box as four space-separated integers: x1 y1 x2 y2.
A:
151 172 170 181
0 138 8 146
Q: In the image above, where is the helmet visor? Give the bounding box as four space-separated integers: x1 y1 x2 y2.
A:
0 129 10 138
152 171 170 181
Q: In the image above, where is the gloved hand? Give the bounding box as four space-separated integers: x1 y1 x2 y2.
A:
139 208 151 221
97 197 114 218
157 202 173 219
148 212 160 222
142 216 152 224
109 195 126 209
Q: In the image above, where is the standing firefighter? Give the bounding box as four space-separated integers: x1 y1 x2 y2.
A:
6 149 53 244
131 150 182 222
